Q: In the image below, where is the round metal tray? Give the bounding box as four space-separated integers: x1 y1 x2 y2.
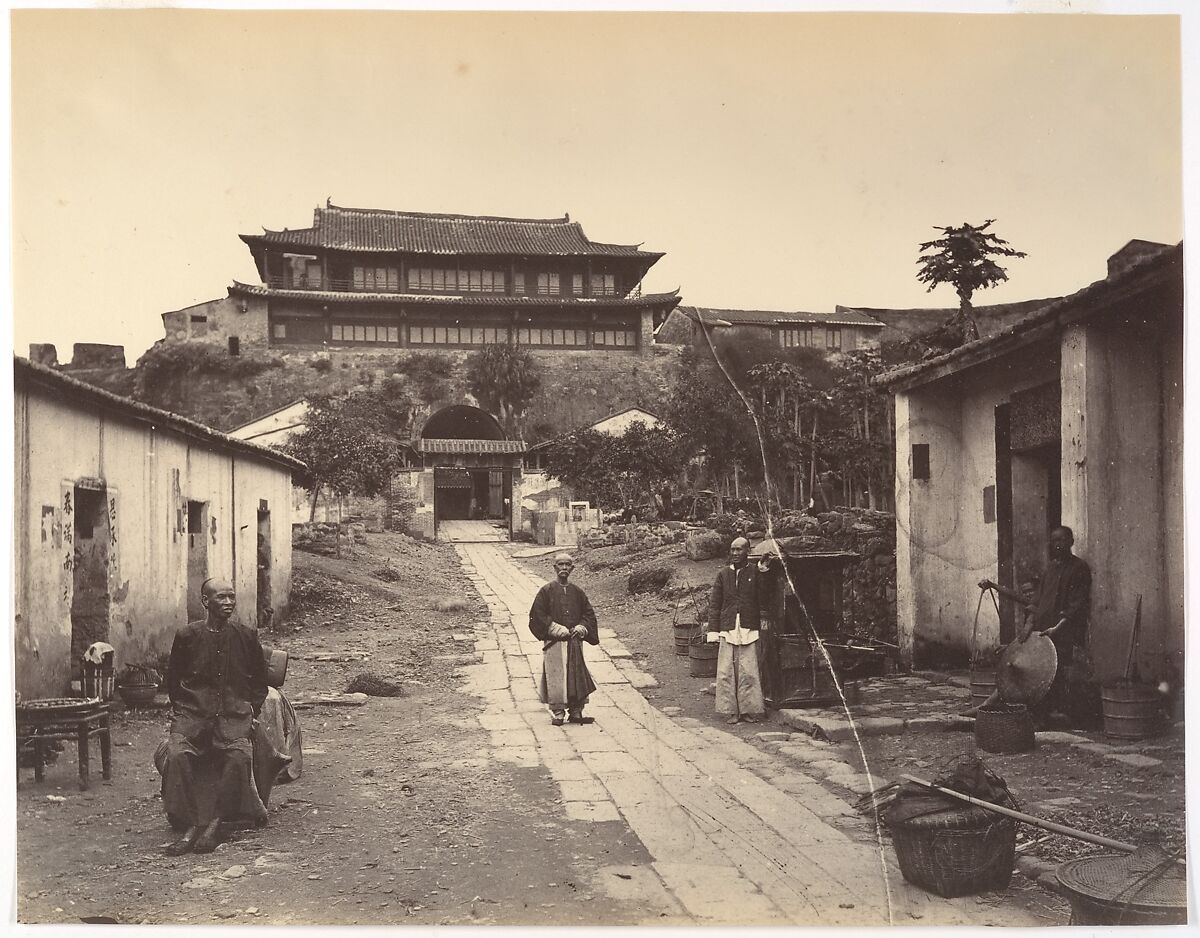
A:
17 697 104 718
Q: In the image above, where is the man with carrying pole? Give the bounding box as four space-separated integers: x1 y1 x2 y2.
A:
974 525 1092 725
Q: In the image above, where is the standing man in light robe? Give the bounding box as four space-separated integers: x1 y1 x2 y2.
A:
529 553 599 726
707 537 767 724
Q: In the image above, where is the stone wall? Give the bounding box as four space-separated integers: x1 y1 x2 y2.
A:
772 508 897 643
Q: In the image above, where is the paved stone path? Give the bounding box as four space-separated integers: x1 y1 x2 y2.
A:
457 544 1038 926
437 520 509 543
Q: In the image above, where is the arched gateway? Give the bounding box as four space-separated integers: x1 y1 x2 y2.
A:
414 405 526 542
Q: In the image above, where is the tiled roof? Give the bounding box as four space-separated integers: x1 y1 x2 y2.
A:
875 241 1182 390
415 438 527 455
229 281 681 309
242 203 662 259
14 358 306 474
837 298 1059 341
678 306 884 328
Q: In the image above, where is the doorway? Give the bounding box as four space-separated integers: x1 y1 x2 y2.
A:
257 508 273 630
186 501 209 622
70 485 111 669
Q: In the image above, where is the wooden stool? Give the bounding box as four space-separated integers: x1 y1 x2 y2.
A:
17 700 112 791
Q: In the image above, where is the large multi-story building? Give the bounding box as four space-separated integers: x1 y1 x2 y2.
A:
163 201 681 357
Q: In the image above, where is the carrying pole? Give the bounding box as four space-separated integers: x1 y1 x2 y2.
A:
900 774 1140 853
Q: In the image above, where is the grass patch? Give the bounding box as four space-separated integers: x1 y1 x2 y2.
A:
346 672 406 697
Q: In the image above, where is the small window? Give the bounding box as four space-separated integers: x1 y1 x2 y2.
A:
228 336 240 356
826 327 842 350
983 485 996 524
272 323 287 339
187 500 205 535
190 314 208 324
912 443 931 481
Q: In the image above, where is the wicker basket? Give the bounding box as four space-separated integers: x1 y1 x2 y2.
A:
889 796 1018 897
975 703 1035 754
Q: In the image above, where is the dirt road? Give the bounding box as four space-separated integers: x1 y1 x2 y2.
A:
16 533 652 925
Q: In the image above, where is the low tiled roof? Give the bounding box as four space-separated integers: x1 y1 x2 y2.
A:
416 438 527 455
678 306 884 328
229 281 681 309
241 203 662 259
837 297 1059 342
875 241 1182 390
14 358 306 474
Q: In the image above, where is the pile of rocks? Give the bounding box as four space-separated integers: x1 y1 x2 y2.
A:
772 508 897 643
580 520 689 551
292 521 371 554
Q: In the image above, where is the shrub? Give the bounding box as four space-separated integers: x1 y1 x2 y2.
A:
627 564 673 594
433 597 471 613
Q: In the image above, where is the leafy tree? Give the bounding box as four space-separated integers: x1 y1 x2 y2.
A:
543 421 686 511
287 386 410 522
916 220 1026 344
393 352 455 406
464 343 541 431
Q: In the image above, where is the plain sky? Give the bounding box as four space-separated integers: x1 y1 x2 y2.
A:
10 8 1184 362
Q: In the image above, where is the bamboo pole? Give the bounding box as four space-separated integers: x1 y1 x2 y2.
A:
901 774 1141 853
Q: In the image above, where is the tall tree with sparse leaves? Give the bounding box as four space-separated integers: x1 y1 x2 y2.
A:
916 220 1027 345
465 343 542 432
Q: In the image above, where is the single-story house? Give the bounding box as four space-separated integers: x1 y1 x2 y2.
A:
874 240 1183 686
658 306 884 354
14 357 304 699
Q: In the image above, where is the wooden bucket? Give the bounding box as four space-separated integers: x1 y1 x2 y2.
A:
1101 682 1161 740
263 648 289 688
688 635 718 678
969 669 997 707
673 621 698 656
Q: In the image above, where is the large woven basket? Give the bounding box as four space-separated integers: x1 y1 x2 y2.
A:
889 795 1018 897
975 703 1035 754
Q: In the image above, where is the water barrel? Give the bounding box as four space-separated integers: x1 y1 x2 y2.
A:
970 669 997 707
263 648 289 688
1101 682 1161 740
673 621 697 656
688 635 719 678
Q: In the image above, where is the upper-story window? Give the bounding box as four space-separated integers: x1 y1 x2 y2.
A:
514 272 526 294
353 266 400 292
571 274 584 295
591 274 616 296
406 268 506 293
285 254 322 289
536 273 560 296
779 326 813 348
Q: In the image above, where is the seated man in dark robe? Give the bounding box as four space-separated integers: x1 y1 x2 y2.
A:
162 578 270 855
529 553 599 726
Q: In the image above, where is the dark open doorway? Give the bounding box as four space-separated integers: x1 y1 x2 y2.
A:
186 500 209 623
70 485 111 671
257 507 273 630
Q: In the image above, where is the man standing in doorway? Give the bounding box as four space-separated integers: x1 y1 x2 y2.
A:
529 553 599 726
162 578 270 855
707 537 767 725
979 525 1092 723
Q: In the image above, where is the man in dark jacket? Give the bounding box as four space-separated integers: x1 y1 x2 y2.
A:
529 553 599 726
707 537 767 724
979 525 1092 723
162 578 269 855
